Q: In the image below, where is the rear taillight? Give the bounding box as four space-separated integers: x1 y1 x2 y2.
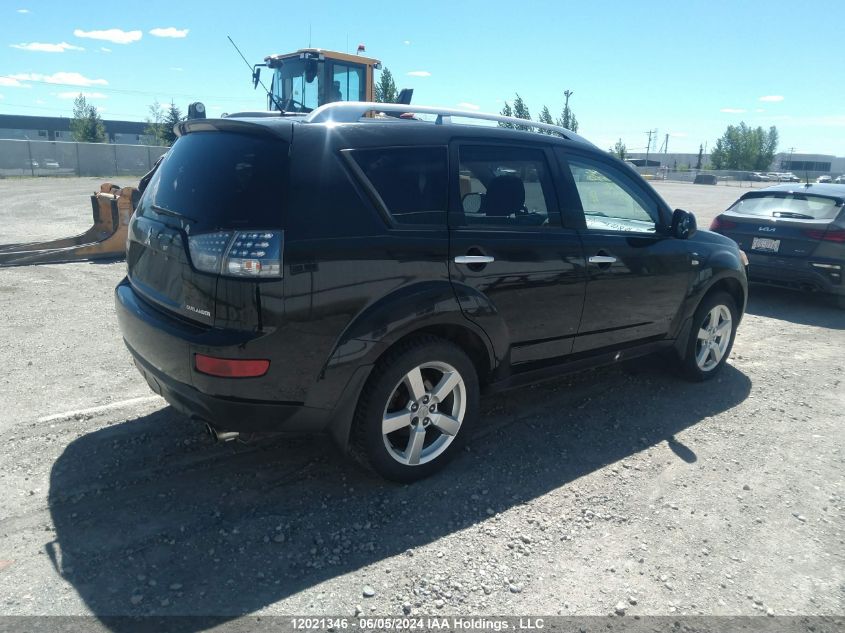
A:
188 230 283 277
804 229 845 243
709 217 737 231
195 354 270 378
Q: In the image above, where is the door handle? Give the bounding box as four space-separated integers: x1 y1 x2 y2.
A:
454 255 495 264
588 255 617 264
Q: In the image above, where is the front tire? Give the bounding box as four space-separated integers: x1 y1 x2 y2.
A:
680 291 738 381
351 336 479 482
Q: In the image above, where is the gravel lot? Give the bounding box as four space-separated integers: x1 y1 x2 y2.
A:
0 177 842 624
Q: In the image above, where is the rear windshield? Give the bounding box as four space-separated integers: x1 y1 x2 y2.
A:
143 131 288 228
730 193 842 220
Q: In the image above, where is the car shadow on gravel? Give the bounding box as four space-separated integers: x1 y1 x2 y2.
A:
745 285 844 329
48 361 750 630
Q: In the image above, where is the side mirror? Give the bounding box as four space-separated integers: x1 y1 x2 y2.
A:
252 67 261 89
462 192 482 214
671 208 697 239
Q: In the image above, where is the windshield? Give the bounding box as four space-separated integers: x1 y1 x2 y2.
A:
273 59 321 113
730 193 842 220
272 58 367 113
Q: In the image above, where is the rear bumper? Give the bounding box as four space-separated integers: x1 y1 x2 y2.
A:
115 278 330 433
746 253 844 295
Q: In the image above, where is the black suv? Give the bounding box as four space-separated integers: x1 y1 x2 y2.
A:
115 103 748 481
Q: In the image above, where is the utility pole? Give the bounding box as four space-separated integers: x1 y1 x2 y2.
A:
644 129 656 171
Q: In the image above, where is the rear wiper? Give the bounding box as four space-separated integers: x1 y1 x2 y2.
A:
772 211 814 219
151 203 197 223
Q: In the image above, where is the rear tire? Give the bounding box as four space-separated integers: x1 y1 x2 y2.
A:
680 291 738 382
351 336 479 482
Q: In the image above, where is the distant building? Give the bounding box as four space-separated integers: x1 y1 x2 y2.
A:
627 151 845 176
0 114 153 145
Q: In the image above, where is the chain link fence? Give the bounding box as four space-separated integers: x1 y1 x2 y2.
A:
632 166 831 186
0 139 169 178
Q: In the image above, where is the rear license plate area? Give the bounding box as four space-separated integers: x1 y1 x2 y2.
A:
751 237 780 253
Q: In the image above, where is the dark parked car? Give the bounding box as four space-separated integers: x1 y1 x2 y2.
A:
710 183 845 308
115 102 748 481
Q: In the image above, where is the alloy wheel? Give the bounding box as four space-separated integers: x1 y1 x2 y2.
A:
381 361 467 466
695 304 733 371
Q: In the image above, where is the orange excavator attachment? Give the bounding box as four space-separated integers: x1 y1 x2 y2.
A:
0 183 139 267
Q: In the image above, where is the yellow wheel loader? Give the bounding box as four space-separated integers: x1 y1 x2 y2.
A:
0 46 409 267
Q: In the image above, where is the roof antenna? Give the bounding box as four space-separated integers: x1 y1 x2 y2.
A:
226 35 283 112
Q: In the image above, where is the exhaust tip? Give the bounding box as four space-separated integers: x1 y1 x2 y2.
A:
204 422 239 443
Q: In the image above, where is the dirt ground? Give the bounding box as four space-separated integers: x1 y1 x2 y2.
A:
0 177 842 624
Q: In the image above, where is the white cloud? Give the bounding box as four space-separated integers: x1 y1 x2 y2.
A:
457 102 480 110
0 94 4 99
170 66 184 72
73 28 142 44
34 98 44 104
754 108 765 113
149 27 189 38
100 47 111 53
0 76 28 87
17 8 30 13
759 95 784 102
720 107 746 113
57 91 107 99
10 41 84 53
403 40 411 45
10 72 108 87
407 70 431 77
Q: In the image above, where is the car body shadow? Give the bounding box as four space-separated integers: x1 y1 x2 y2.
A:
48 361 751 630
745 284 844 329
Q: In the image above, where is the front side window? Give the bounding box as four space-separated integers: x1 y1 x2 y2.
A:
351 147 448 226
568 158 659 233
458 145 556 228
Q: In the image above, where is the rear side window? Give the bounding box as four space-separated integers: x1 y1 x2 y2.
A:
457 145 557 229
144 131 288 229
350 147 448 226
730 193 842 220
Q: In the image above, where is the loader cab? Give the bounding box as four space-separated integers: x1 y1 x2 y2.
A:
264 49 380 113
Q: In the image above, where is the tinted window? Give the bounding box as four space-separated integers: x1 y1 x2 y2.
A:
568 157 659 233
144 131 288 229
458 145 556 228
730 193 842 220
352 147 448 226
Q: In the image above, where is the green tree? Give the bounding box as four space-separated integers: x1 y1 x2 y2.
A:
375 67 397 103
145 100 168 146
710 122 779 170
556 89 578 133
610 138 627 160
498 101 514 128
70 94 106 143
538 105 554 134
511 93 531 131
162 101 184 146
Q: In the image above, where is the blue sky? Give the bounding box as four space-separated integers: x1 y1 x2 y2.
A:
2 0 843 155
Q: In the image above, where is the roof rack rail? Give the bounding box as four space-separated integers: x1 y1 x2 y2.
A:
303 101 591 144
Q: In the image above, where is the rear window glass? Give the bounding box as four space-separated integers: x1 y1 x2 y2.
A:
351 147 447 226
730 193 842 220
144 131 288 228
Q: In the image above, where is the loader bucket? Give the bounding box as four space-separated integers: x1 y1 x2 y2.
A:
0 184 139 267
